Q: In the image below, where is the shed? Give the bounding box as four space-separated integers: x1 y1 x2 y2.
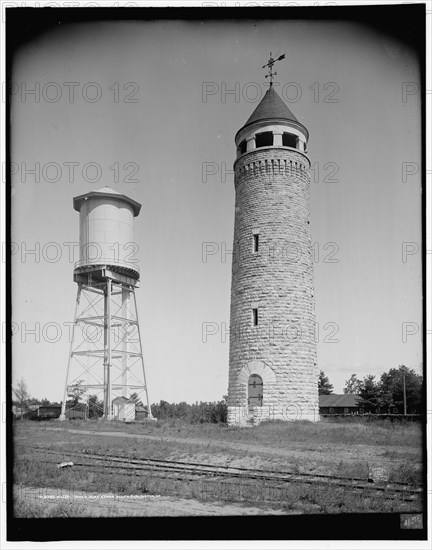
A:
135 404 149 421
37 405 61 420
65 403 87 420
319 394 361 415
112 396 136 422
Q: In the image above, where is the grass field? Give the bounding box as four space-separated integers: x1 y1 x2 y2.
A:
13 418 424 517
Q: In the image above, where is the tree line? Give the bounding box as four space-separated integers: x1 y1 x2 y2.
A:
319 365 424 413
13 363 424 422
12 377 228 423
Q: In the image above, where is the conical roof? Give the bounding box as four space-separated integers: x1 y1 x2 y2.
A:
244 86 298 127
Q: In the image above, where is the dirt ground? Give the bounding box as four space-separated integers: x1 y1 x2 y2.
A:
16 485 288 517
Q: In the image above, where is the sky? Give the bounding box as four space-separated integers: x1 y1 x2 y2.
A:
10 16 422 403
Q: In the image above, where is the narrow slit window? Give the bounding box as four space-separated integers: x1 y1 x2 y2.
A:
253 234 259 253
252 308 258 326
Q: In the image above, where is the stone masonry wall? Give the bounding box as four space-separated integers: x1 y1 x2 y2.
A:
228 146 319 425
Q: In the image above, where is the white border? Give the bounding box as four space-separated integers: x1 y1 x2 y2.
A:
1 1 430 549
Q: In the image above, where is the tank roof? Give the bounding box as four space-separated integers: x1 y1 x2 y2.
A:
73 187 141 216
95 186 121 195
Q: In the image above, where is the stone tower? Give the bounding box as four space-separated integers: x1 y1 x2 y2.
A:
227 84 319 426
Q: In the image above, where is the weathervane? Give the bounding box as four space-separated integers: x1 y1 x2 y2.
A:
262 52 286 86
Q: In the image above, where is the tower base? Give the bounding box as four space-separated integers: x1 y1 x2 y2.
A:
227 405 320 427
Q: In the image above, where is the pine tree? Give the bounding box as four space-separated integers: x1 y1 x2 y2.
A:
358 375 381 412
318 371 334 395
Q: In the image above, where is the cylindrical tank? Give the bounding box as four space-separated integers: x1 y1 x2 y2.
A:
73 187 141 280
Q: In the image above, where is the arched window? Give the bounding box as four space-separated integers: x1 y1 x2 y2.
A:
248 374 263 409
255 132 273 148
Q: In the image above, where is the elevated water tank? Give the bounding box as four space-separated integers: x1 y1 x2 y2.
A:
73 187 141 281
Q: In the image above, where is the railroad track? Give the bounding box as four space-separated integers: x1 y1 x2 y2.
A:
16 445 423 503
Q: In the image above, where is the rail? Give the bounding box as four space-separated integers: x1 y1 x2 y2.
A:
17 446 423 504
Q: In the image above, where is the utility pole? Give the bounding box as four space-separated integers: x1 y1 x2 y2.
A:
402 367 407 415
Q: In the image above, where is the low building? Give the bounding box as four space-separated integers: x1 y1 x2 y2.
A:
135 404 149 421
112 396 136 422
37 405 61 419
65 403 87 420
319 394 361 415
21 404 40 420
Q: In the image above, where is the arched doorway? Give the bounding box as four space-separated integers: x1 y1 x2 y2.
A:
248 374 263 410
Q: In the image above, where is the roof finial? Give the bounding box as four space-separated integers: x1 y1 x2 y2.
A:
262 52 286 87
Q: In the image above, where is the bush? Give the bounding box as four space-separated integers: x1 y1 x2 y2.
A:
150 399 227 424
